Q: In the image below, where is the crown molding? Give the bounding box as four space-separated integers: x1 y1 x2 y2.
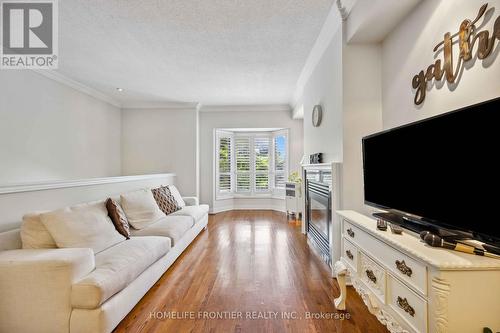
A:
32 69 122 108
290 4 343 108
31 70 201 110
292 104 304 119
199 104 291 113
121 101 199 110
336 0 350 21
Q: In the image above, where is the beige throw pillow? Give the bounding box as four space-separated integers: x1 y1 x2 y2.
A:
120 189 165 229
40 201 126 254
21 212 57 249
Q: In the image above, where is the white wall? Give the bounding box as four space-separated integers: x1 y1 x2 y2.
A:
294 14 384 214
199 109 303 210
121 108 198 196
342 42 383 214
339 0 500 214
302 27 344 163
382 0 500 129
0 174 175 232
0 70 121 184
0 70 298 207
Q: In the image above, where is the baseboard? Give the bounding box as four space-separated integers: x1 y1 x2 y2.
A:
210 207 287 214
210 198 286 214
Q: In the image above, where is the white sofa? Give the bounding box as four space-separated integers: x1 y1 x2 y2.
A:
0 194 209 333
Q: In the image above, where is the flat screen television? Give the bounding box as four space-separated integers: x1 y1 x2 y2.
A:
362 97 500 246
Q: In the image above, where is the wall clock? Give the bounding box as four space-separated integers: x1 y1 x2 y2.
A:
312 105 323 127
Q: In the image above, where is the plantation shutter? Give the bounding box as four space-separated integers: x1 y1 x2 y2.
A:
215 129 288 198
235 137 251 192
217 136 232 193
254 137 270 191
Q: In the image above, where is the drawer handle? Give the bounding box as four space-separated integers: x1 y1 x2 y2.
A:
347 228 355 238
395 260 413 277
346 250 354 260
397 296 415 317
365 269 377 284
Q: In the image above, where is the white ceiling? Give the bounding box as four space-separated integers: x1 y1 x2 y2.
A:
57 0 334 106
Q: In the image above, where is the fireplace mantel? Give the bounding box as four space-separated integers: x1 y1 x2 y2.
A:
301 162 334 170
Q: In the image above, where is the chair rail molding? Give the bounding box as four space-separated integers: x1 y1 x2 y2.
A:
0 174 176 195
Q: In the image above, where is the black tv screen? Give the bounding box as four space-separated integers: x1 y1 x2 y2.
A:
362 97 500 244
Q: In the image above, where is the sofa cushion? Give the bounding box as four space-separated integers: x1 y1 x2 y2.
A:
170 204 209 224
182 197 199 206
120 189 165 230
130 216 193 246
106 198 131 239
168 185 185 207
41 201 126 254
151 186 180 215
20 212 57 249
71 236 170 309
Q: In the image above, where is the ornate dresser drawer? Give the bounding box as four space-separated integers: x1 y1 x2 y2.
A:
336 210 500 333
384 244 427 295
387 274 427 333
359 252 386 302
342 238 358 272
343 220 360 242
343 218 427 296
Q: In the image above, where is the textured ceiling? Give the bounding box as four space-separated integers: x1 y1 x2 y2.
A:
58 0 334 106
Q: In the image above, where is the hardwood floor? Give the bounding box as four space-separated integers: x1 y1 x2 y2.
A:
114 210 388 333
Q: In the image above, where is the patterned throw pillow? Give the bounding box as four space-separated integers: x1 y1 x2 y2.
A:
106 198 131 239
151 186 181 215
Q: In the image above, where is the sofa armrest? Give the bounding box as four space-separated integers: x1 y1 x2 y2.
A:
0 248 95 333
182 196 199 206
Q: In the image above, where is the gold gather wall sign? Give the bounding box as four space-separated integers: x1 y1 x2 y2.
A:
412 3 500 106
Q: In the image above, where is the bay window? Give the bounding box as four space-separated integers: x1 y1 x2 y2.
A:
215 129 289 199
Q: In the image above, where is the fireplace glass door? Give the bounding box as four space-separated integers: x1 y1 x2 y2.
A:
307 180 330 242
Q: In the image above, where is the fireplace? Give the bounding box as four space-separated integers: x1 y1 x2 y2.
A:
305 170 332 265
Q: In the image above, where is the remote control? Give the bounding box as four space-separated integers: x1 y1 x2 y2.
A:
376 219 387 231
389 223 403 235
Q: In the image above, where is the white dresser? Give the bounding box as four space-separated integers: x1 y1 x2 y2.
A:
337 210 500 333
